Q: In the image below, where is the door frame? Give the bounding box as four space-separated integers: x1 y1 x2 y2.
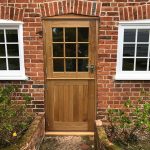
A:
43 15 99 131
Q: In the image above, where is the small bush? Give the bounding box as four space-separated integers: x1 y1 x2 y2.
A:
0 85 34 148
107 89 150 146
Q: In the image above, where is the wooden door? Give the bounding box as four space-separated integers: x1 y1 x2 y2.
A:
44 17 98 131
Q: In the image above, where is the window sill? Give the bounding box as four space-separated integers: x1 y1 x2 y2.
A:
115 73 150 80
0 75 28 80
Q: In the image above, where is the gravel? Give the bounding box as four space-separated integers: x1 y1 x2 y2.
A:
39 136 94 150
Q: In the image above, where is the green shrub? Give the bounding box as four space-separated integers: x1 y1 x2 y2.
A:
0 85 34 148
107 89 150 145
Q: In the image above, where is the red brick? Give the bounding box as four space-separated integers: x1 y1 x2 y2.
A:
142 4 146 19
119 7 124 20
128 7 133 20
138 5 143 19
87 2 92 16
133 6 138 19
147 4 150 19
78 0 83 14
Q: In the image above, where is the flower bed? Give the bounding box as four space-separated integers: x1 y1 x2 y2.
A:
1 113 45 150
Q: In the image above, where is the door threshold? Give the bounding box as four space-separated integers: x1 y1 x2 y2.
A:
45 132 94 136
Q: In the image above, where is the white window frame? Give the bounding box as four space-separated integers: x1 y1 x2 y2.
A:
0 19 27 80
115 20 150 80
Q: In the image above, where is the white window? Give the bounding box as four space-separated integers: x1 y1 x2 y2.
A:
115 20 150 80
0 20 27 80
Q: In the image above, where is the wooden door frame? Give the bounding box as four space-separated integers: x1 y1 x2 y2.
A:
43 15 99 131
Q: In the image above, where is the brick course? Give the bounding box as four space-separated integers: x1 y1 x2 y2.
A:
0 0 150 120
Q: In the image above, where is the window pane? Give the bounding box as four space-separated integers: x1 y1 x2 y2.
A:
53 59 64 72
136 58 147 71
66 59 76 72
137 29 149 42
124 29 136 42
6 30 18 42
78 59 88 72
0 30 4 42
65 44 76 57
123 44 135 57
65 28 76 42
78 28 89 42
122 58 134 71
137 44 149 57
8 58 20 70
53 44 63 57
78 44 88 57
0 44 6 56
0 58 6 70
52 28 63 42
7 44 19 56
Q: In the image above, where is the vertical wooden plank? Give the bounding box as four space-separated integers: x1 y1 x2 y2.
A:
54 85 59 121
79 85 83 121
73 85 79 121
59 85 64 122
88 80 95 130
47 81 55 130
64 85 69 121
83 84 88 122
68 84 73 121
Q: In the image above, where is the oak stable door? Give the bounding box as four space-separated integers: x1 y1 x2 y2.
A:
44 17 98 131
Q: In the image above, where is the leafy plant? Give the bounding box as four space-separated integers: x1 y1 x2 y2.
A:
0 85 34 148
107 89 150 145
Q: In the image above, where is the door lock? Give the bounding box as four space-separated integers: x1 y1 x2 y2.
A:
86 65 95 73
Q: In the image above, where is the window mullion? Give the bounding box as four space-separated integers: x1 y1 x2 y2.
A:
134 29 138 71
4 29 9 70
147 30 150 71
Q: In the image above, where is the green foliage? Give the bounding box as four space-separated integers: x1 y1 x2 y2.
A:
107 89 150 145
0 85 34 148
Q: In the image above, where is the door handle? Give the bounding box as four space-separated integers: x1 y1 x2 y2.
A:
86 65 95 73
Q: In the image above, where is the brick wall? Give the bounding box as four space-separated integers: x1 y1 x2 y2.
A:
0 0 150 120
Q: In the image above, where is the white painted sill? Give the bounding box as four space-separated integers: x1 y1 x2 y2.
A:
115 73 150 80
0 75 28 80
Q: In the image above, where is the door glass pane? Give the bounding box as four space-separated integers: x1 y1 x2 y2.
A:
0 58 6 70
124 29 136 42
78 28 89 42
123 44 135 57
7 44 19 56
78 44 88 57
122 58 134 71
0 30 4 42
65 28 76 42
78 59 88 72
6 30 18 42
53 44 64 57
137 29 149 42
0 44 6 56
65 44 76 57
53 59 64 72
136 58 147 71
136 44 149 57
8 58 20 70
66 59 76 72
52 28 63 42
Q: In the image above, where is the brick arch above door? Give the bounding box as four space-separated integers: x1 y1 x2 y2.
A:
40 0 102 17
